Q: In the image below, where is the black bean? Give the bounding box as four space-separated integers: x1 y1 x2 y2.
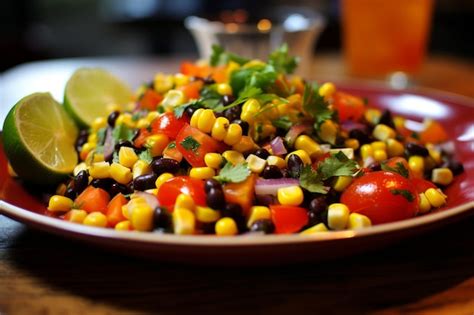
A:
151 158 180 175
287 154 303 178
444 159 464 176
133 173 158 191
114 140 134 151
185 106 198 119
90 178 115 191
206 188 226 209
154 206 171 229
203 76 216 85
109 182 131 196
204 179 222 193
261 165 283 179
405 142 429 157
253 148 270 159
281 168 291 178
368 162 381 172
64 186 77 200
223 106 241 121
107 111 120 127
222 203 246 231
232 119 249 135
73 170 89 194
349 129 371 145
75 129 89 151
307 210 322 226
379 110 396 129
249 219 275 234
200 222 217 234
222 94 236 106
308 197 328 214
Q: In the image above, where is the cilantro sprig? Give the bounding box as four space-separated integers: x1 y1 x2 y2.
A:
390 189 415 202
268 43 298 74
180 136 200 153
302 82 335 128
214 162 251 184
381 161 409 178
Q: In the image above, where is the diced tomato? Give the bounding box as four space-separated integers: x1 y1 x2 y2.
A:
157 176 206 209
138 89 163 111
223 174 256 215
419 119 448 144
106 193 128 227
270 205 309 234
151 112 188 139
180 61 226 83
162 141 183 161
179 80 203 100
75 186 110 213
175 124 221 167
332 91 365 121
133 128 151 148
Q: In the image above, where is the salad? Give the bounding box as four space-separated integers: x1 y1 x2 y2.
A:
2 45 464 236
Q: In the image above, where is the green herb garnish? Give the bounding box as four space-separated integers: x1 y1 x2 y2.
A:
180 136 200 153
381 161 409 178
214 162 251 184
138 149 153 163
390 189 415 202
268 43 298 74
272 116 293 130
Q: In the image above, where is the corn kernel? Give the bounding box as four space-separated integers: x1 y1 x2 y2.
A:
431 168 453 186
319 82 336 98
373 149 388 162
73 162 88 176
87 133 98 145
319 120 337 144
286 150 311 165
240 111 256 124
48 195 74 212
136 118 149 129
300 223 329 234
175 193 196 211
267 155 286 169
327 203 350 230
226 61 240 79
205 153 224 169
132 159 152 178
364 108 381 125
153 73 174 93
89 161 110 179
155 173 174 190
110 162 133 185
347 213 372 230
146 111 160 123
246 154 267 174
215 217 238 236
131 204 154 231
173 73 189 87
277 186 304 206
408 155 425 178
119 146 138 168
115 220 132 231
197 109 216 133
247 206 271 227
80 142 95 161
173 207 195 235
344 138 360 150
189 167 215 180
211 117 230 141
145 134 170 157
122 204 129 219
224 123 243 146
195 206 221 223
371 141 387 151
425 188 447 208
242 98 260 114
427 146 442 165
373 124 396 141
216 83 232 95
333 176 353 192
116 113 135 128
386 139 405 157
360 144 374 160
418 192 432 214
232 136 257 153
295 135 322 159
83 212 108 227
222 150 245 165
190 108 204 128
161 89 186 109
64 209 88 224
91 117 107 131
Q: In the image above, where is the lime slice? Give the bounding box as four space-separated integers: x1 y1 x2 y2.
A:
64 68 133 128
2 93 79 186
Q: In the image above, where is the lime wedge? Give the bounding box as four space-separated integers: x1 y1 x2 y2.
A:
64 68 133 128
2 93 79 186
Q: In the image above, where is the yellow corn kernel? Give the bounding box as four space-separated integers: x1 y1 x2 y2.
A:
276 102 290 115
110 162 133 185
246 154 267 174
146 111 160 123
89 161 110 179
131 204 154 231
136 118 149 129
132 159 151 178
295 135 322 159
121 205 129 219
277 186 304 206
175 193 196 211
116 113 135 128
327 203 350 230
211 117 230 141
226 61 240 79
155 173 174 190
347 213 372 230
267 155 286 169
243 59 266 68
48 195 74 212
205 153 224 169
333 176 353 192
242 98 260 114
161 89 186 109
195 206 221 223
173 73 189 87
285 150 311 165
224 123 243 146
393 116 406 130
106 103 121 114
73 162 88 176
418 192 432 214
197 109 216 133
247 206 271 228
424 156 437 172
344 138 360 150
216 83 232 95
232 136 257 153
215 217 238 236
386 139 404 157
64 209 88 224
373 149 388 162
319 120 338 144
119 146 138 169
364 108 382 125
408 155 425 177
319 82 336 99
425 188 447 208
145 134 170 157
146 188 158 196
153 72 174 93
189 108 204 128
91 116 107 131
222 150 245 165
360 144 374 160
371 141 387 151
373 124 396 141
190 167 215 180
115 220 132 231
83 212 108 227
80 142 95 161
431 168 453 186
300 223 329 235
87 133 98 145
173 207 196 235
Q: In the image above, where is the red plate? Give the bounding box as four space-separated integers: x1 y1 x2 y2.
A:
1 82 473 265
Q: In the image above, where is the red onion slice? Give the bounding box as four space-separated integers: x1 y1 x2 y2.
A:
270 136 287 155
255 178 300 196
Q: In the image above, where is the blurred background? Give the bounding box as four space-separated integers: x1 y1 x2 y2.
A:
1 0 473 72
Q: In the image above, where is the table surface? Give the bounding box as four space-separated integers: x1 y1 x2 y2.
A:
1 54 474 315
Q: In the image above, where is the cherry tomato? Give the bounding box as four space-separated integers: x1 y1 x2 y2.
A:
270 205 309 234
151 112 188 139
157 176 206 209
341 171 419 225
332 91 365 121
175 124 222 167
411 177 436 194
138 89 163 111
383 157 413 178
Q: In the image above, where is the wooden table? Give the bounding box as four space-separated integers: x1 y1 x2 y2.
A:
1 54 474 315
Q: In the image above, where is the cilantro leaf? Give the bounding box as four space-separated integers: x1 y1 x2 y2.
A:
390 189 415 202
138 149 153 163
302 82 334 127
381 161 409 178
112 124 135 143
213 86 262 112
210 44 249 67
268 44 298 74
318 151 358 180
272 116 293 130
299 165 329 194
180 136 200 153
214 162 251 184
230 64 277 95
